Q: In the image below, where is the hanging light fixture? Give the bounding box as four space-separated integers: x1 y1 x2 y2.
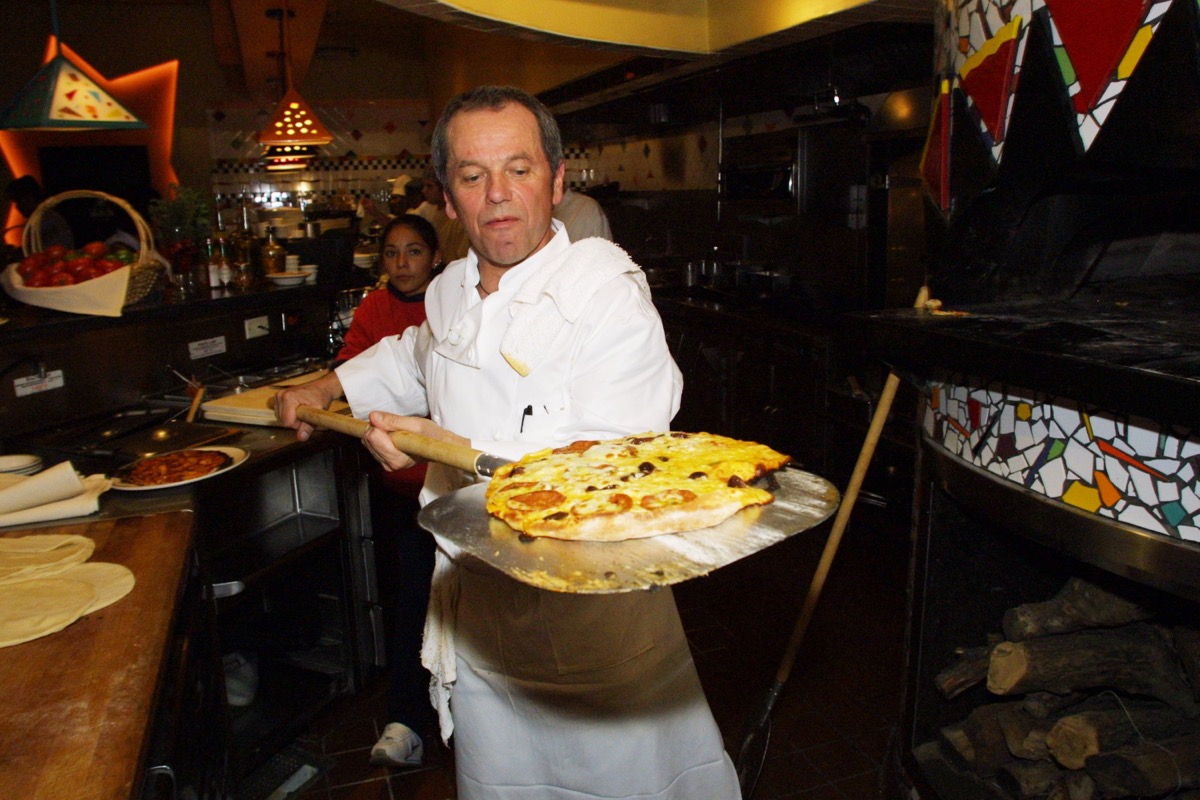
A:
257 1 331 166
0 0 146 130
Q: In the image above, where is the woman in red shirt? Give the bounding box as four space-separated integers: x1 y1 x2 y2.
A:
336 214 443 767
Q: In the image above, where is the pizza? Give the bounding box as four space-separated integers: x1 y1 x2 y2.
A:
484 431 790 542
118 449 232 486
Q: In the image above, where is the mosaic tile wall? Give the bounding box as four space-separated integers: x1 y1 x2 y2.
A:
924 378 1200 544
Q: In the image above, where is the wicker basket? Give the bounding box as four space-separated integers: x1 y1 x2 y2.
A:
21 189 163 305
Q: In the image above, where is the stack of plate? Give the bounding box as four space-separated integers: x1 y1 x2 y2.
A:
0 454 43 476
353 252 377 271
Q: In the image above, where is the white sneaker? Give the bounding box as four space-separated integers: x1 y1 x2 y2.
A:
369 722 424 767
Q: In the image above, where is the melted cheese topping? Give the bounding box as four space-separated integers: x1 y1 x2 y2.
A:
485 431 790 538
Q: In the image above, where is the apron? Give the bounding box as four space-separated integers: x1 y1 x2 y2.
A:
449 558 742 799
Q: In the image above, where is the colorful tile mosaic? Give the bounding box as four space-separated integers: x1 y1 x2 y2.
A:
953 1 1033 163
925 0 1171 209
1042 0 1169 151
923 379 1200 543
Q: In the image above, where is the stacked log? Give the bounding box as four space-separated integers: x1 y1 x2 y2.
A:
924 577 1200 798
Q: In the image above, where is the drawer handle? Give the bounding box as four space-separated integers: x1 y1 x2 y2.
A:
207 580 245 599
144 764 176 799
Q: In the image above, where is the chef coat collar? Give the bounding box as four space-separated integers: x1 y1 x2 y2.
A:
435 222 570 369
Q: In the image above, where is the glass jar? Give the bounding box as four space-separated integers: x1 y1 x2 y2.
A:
160 225 201 296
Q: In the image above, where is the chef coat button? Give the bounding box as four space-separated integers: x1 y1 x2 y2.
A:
432 415 441 425
447 329 462 346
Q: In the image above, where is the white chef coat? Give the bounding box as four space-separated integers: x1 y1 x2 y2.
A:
554 188 613 242
337 222 741 799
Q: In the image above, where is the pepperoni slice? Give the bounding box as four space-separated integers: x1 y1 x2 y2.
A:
640 488 697 509
571 493 633 517
552 440 598 455
506 490 566 512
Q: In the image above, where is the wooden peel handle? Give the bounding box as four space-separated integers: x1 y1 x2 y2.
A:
295 405 484 474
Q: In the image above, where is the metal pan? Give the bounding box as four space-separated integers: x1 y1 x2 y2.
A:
419 468 838 593
296 406 840 593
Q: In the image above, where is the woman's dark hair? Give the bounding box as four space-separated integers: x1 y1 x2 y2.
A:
430 85 563 189
381 213 439 253
381 213 442 269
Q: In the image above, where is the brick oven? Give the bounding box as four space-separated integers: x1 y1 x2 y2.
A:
865 1 1200 798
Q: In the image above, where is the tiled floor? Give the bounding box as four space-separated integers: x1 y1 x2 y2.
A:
291 499 909 800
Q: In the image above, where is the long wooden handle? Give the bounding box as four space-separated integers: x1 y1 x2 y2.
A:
772 285 929 686
296 405 486 474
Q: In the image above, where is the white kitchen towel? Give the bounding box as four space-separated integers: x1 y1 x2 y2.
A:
420 547 460 744
0 463 111 527
500 237 650 376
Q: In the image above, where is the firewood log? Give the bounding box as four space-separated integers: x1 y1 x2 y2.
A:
939 702 1023 776
1024 691 1088 719
938 720 975 772
1046 700 1199 769
935 644 995 699
996 760 1063 798
1002 577 1151 641
1084 732 1200 797
1175 626 1200 702
987 623 1198 716
1063 771 1096 800
1047 772 1099 800
994 703 1054 761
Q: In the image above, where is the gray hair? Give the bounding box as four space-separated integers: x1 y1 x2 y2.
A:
430 86 563 188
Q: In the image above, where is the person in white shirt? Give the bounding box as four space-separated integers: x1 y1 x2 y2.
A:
553 187 612 242
411 166 471 262
275 85 740 800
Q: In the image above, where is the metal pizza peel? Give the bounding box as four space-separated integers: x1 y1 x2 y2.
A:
297 406 840 593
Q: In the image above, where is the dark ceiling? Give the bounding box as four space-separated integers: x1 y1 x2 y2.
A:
542 22 934 140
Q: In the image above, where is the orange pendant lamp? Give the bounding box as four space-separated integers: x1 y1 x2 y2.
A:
257 2 330 168
0 0 146 130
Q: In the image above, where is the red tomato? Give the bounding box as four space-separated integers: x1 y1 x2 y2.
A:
96 258 123 274
23 270 50 287
16 254 44 278
44 245 67 260
81 241 108 258
45 259 66 274
49 272 76 286
67 257 95 277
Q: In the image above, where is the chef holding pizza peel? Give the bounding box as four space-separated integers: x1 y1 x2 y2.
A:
274 86 743 798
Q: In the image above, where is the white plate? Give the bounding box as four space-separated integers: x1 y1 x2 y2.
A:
110 446 249 491
266 271 312 287
0 454 42 474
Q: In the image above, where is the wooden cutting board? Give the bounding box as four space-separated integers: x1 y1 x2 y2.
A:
200 371 349 426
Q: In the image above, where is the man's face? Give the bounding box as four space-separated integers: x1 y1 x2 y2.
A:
421 179 443 207
443 103 564 272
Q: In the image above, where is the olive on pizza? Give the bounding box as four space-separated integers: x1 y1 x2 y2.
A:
484 432 790 541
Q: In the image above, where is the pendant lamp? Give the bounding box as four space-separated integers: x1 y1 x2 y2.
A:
257 2 331 159
0 0 146 130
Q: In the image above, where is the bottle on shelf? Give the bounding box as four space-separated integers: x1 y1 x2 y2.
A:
261 225 287 275
232 201 260 289
206 227 231 289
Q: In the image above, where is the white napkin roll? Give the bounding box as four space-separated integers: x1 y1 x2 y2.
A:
0 475 111 528
0 461 85 514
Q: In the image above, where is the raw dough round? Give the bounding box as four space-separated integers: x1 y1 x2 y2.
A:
0 536 94 584
61 562 136 614
0 577 96 648
0 534 86 553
